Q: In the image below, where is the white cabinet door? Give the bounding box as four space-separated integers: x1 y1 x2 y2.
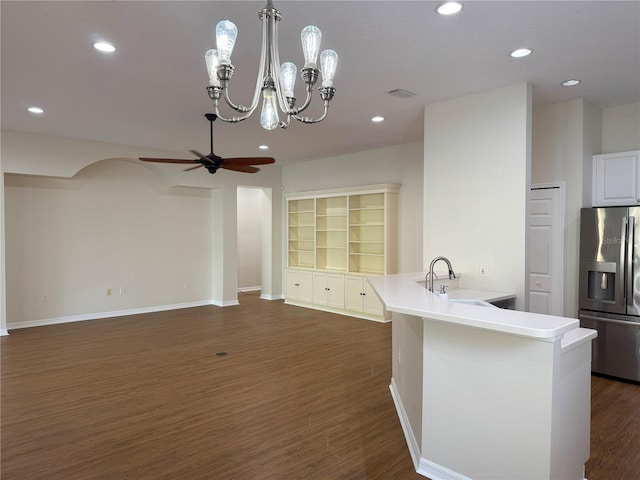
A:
327 274 345 309
345 276 365 312
593 151 640 206
363 279 384 316
285 269 313 303
345 276 383 315
313 272 345 309
313 272 330 305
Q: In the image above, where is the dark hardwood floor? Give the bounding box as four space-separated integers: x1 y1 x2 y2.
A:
1 293 638 479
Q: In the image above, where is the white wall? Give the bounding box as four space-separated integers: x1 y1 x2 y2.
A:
532 99 602 317
237 187 263 290
601 102 640 153
424 83 531 311
0 131 7 334
5 160 213 326
1 130 284 327
282 141 424 273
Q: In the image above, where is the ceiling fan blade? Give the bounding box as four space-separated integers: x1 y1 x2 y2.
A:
221 164 260 173
184 164 204 172
222 157 276 166
139 157 198 164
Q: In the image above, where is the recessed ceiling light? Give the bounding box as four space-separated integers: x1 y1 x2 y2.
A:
561 79 581 87
258 145 269 150
436 2 463 15
93 41 116 53
510 48 532 58
27 106 44 114
371 116 384 123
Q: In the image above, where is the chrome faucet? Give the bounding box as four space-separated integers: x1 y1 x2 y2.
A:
427 256 456 292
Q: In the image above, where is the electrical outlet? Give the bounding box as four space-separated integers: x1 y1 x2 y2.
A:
480 265 487 276
106 288 112 296
119 287 126 295
184 281 190 289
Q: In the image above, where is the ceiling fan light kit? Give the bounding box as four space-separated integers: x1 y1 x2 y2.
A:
204 0 338 130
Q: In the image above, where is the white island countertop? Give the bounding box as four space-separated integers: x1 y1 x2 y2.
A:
368 272 579 341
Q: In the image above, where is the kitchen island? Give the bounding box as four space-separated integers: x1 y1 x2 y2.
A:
368 272 597 480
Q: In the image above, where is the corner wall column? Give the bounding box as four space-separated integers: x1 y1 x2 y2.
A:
211 185 239 307
0 166 8 335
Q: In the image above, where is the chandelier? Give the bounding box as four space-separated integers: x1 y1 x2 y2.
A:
204 0 338 130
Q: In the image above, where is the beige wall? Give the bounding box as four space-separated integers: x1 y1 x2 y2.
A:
531 100 639 317
531 99 602 317
237 187 263 290
2 99 636 330
424 83 531 310
5 160 213 326
282 141 424 274
1 131 284 328
0 131 6 334
602 102 640 153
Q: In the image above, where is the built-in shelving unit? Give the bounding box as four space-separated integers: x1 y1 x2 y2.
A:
285 184 399 321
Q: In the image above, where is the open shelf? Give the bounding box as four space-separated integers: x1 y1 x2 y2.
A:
288 199 316 269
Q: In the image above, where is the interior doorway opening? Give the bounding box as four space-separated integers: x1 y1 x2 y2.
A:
237 186 272 297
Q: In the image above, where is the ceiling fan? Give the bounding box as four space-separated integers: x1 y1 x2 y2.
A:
139 113 275 174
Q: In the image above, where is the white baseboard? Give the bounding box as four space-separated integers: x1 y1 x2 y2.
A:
0 329 9 336
418 459 471 480
389 379 471 480
284 299 388 322
238 286 261 293
237 287 284 301
389 378 421 470
260 293 284 300
210 299 240 307
7 300 214 330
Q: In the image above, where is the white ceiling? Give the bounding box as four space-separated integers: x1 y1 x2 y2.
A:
2 1 639 167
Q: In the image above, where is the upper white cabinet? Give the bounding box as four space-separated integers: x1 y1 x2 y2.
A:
593 150 640 206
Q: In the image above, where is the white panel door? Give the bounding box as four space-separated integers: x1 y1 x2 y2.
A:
529 186 563 315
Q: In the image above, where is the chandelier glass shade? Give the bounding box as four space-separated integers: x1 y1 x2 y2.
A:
205 0 338 130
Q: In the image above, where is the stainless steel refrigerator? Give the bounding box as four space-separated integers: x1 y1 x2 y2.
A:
579 206 640 382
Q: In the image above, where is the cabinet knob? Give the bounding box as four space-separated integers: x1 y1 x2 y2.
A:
295 283 300 286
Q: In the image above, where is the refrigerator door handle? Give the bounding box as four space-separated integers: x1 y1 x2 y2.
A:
627 216 635 309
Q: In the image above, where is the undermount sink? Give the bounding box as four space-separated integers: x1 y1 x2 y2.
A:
448 298 497 308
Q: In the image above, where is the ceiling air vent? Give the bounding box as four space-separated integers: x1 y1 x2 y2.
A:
386 89 416 99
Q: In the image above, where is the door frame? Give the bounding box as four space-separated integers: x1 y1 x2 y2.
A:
529 182 565 316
